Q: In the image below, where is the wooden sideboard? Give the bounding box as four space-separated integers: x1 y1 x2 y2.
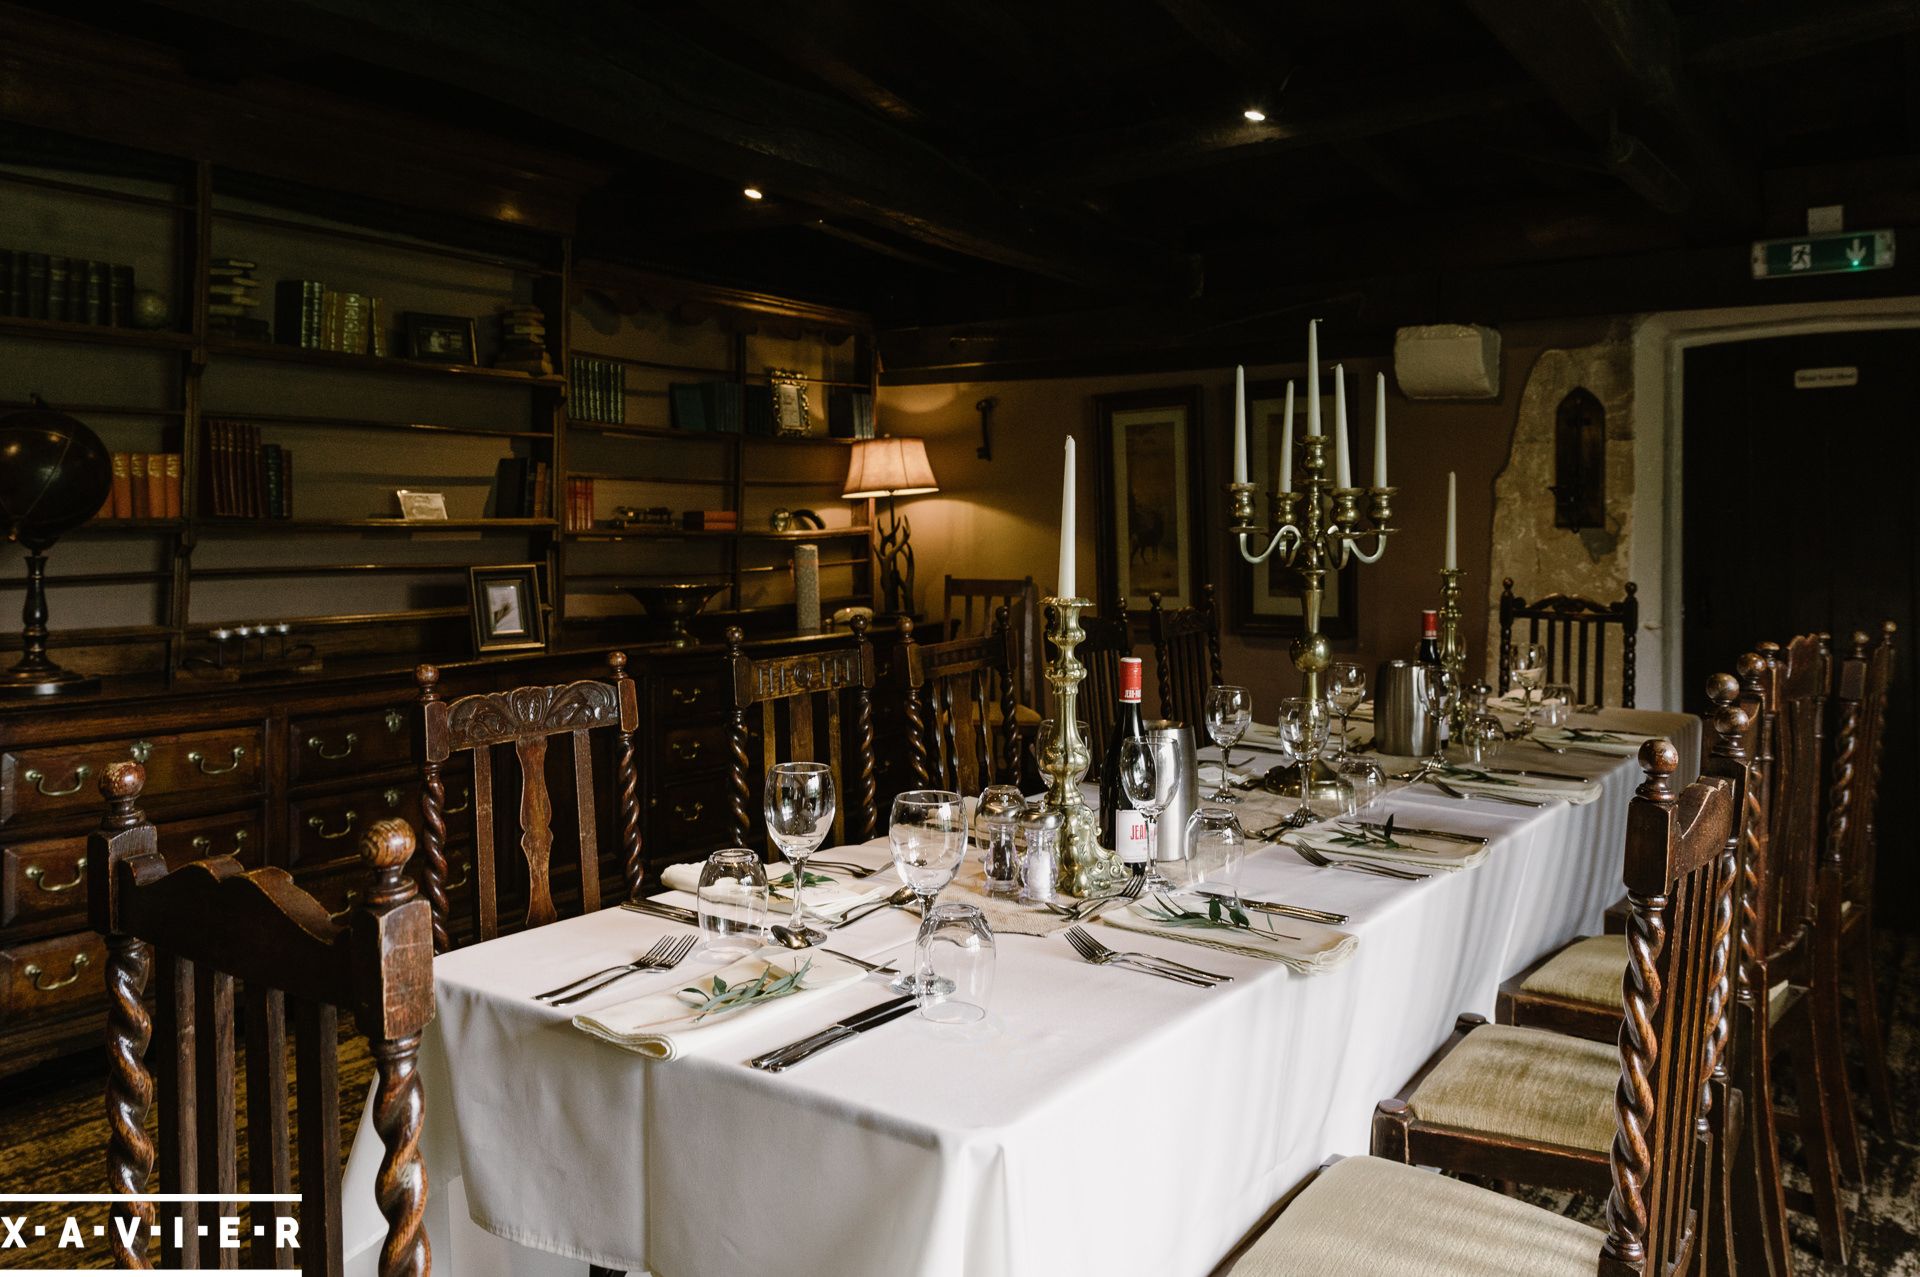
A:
0 626 890 1075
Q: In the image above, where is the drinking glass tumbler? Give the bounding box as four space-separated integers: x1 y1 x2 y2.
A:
916 902 995 1023
697 848 769 957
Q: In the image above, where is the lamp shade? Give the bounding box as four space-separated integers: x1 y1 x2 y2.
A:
842 436 938 499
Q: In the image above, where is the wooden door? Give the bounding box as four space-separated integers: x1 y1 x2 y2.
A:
1682 329 1917 923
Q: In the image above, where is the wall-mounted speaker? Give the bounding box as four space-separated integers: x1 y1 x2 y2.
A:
1393 324 1501 400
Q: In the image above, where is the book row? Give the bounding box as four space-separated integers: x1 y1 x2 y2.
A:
200 419 294 519
571 356 626 423
98 453 182 520
1 251 137 325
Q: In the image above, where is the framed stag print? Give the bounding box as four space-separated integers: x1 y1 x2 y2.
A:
1231 379 1358 637
1093 386 1207 627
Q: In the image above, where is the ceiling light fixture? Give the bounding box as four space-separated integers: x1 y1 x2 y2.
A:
1242 108 1267 123
743 186 765 200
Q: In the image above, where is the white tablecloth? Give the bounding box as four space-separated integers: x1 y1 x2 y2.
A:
343 707 1696 1277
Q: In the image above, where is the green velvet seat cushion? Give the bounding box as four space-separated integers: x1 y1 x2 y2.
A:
1405 1023 1618 1153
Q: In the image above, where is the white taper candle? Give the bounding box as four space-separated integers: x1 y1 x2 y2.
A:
1233 364 1247 484
1374 372 1388 489
1306 319 1321 436
1333 363 1351 488
1445 471 1458 571
1280 380 1294 494
1059 436 1077 598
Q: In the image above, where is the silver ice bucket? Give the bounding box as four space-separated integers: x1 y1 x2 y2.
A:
1146 720 1199 862
1373 660 1435 757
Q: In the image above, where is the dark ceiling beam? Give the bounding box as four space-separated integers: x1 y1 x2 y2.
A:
1686 0 1920 72
1150 0 1278 80
692 2 927 127
1463 0 1756 225
145 0 1197 298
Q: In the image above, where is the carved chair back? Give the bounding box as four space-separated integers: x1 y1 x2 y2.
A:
943 574 1043 712
1827 623 1896 913
1746 635 1828 968
1147 583 1223 727
1073 601 1132 773
416 652 641 949
1600 741 1738 1276
902 611 1020 794
726 618 878 846
88 762 432 1275
1498 578 1640 708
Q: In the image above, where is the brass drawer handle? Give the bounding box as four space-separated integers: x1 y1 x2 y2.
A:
22 765 90 797
327 891 360 924
670 740 702 762
187 746 247 776
306 732 359 761
673 800 704 823
24 952 90 992
24 857 86 894
191 830 249 857
669 685 704 706
446 785 472 816
309 810 357 841
384 708 405 734
444 858 472 892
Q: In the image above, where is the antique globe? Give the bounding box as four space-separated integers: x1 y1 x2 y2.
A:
0 402 113 696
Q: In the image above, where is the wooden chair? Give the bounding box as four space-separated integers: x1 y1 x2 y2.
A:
1072 601 1132 775
1147 583 1222 727
89 761 432 1275
415 652 641 951
901 610 1020 794
725 617 878 846
1817 624 1900 1169
1213 742 1736 1277
943 573 1044 717
1498 577 1639 708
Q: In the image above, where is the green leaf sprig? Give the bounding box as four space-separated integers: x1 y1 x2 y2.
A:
1438 765 1520 787
1328 814 1405 851
769 869 836 893
1561 727 1632 744
1136 894 1295 939
680 958 812 1022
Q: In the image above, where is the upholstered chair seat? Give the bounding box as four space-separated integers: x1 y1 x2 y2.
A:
1402 1023 1618 1155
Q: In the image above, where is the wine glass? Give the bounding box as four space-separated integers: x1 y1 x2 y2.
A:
888 790 967 994
1204 684 1252 803
1118 735 1181 892
1510 641 1547 732
764 761 836 945
1324 661 1367 762
1276 695 1330 819
1424 667 1461 768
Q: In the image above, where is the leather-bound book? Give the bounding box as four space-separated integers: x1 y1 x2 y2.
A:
280 450 292 518
129 452 150 518
144 452 166 520
110 452 132 518
164 453 182 519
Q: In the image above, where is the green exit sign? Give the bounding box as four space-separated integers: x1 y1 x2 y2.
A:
1752 230 1895 280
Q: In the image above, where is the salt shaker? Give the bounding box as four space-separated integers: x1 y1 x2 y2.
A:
976 784 1026 897
1020 807 1063 905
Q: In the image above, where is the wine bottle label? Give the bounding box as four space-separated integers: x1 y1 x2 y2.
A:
1421 609 1439 640
1119 656 1143 703
1115 809 1151 862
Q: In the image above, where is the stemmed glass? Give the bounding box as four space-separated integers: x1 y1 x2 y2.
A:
1510 641 1547 733
888 790 967 994
1204 685 1252 802
1276 696 1330 822
1424 667 1461 768
764 761 836 945
1118 735 1181 891
1324 661 1367 762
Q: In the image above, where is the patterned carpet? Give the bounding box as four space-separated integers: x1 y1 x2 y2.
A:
1 937 1914 1272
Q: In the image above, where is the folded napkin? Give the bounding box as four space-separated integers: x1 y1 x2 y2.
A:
1435 763 1602 806
661 859 894 918
1286 820 1490 872
1100 897 1356 974
1534 727 1662 757
571 948 866 1061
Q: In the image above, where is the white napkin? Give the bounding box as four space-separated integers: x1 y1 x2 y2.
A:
1435 763 1603 806
1285 821 1489 872
1533 728 1661 757
1099 898 1356 974
570 948 866 1061
661 859 894 918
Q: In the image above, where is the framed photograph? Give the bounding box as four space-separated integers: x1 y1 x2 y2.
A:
1093 386 1208 624
769 368 812 437
1231 379 1359 638
394 489 449 521
403 312 477 364
468 564 547 654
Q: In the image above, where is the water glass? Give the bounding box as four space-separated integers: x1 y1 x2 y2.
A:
764 761 836 944
1184 807 1247 905
696 848 768 957
1458 709 1507 765
1540 682 1575 728
889 789 967 994
1336 757 1386 817
1204 685 1252 802
1118 734 1181 890
1325 661 1368 761
916 902 995 1023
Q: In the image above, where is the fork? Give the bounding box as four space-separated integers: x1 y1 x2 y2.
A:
536 935 697 1006
1044 872 1145 921
1427 777 1545 808
1286 840 1429 881
1064 926 1227 987
804 859 889 879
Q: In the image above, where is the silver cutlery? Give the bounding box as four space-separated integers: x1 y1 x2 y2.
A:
827 884 918 929
537 935 697 1006
620 899 701 924
1337 820 1488 846
803 859 890 879
821 947 900 975
1064 926 1230 987
1481 765 1587 783
764 931 901 974
533 935 689 1002
1426 778 1545 808
1043 872 1145 921
1286 840 1430 880
748 995 918 1072
1199 891 1346 925
1526 738 1616 757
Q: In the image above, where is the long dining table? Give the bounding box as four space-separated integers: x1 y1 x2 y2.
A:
342 703 1698 1277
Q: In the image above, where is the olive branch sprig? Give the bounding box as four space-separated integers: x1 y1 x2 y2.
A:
680 959 813 1022
1135 894 1298 940
1327 814 1405 850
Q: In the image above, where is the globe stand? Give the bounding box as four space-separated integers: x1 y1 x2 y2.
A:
1 545 98 698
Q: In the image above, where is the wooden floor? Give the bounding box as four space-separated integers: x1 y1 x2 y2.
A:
3 935 1916 1272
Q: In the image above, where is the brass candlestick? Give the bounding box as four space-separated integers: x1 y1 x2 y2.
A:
1437 567 1469 735
1229 434 1394 799
1039 596 1119 896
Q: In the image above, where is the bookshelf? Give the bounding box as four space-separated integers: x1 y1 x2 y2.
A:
0 126 879 680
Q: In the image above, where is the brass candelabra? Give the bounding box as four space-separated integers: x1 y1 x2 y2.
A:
1437 567 1470 734
1037 596 1121 895
1229 434 1395 798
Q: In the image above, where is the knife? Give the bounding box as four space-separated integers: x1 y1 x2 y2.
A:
620 899 700 924
1339 820 1489 846
748 995 917 1072
1481 766 1588 783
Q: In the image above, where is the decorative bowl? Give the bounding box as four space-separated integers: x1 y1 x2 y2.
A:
624 582 727 649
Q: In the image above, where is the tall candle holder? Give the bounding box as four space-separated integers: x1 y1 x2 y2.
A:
1038 596 1121 895
1437 567 1470 734
1229 437 1395 798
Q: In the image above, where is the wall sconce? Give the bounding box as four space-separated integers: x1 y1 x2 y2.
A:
1550 387 1606 530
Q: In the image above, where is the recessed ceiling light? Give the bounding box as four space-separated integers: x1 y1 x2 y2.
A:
743 186 765 200
1243 108 1267 123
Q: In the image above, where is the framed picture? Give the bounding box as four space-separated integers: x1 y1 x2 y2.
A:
1231 380 1358 637
394 489 449 521
468 564 547 654
769 369 811 437
1093 386 1208 624
403 312 477 364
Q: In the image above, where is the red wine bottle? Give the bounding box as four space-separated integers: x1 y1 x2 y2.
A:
1099 656 1152 863
1416 609 1441 666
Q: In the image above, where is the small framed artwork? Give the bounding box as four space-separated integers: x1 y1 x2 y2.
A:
403 312 477 364
395 489 449 521
769 369 811 437
1093 386 1208 624
468 564 547 654
1232 379 1358 637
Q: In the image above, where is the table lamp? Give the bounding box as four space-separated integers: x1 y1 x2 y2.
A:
842 436 938 616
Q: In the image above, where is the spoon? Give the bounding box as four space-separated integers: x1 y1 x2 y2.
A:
782 885 917 938
763 933 899 975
